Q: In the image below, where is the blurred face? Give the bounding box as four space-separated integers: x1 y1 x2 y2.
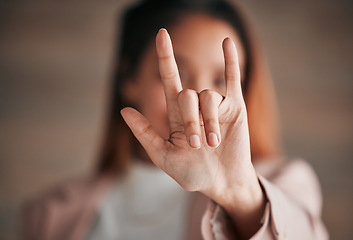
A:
123 13 245 140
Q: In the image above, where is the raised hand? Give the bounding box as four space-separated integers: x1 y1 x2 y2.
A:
121 28 265 238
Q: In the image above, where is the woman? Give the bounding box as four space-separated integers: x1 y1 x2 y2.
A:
21 0 328 239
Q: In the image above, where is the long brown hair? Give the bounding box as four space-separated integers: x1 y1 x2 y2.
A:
97 0 282 176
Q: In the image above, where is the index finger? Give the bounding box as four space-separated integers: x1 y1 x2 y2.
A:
156 29 183 103
222 37 242 98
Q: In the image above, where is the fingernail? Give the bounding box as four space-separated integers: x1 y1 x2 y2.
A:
208 132 219 147
190 135 201 149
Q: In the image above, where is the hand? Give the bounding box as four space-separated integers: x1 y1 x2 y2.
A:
121 29 265 238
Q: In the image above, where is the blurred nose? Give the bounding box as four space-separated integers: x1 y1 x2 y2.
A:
183 73 211 94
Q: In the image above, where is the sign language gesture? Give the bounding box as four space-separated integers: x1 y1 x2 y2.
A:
121 29 265 238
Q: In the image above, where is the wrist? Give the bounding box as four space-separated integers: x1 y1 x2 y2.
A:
220 172 264 214
208 170 266 239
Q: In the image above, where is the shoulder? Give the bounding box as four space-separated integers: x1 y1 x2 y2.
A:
20 174 115 240
22 174 104 215
255 157 323 217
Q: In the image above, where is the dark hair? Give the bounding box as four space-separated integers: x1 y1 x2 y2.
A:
98 0 280 175
112 0 252 120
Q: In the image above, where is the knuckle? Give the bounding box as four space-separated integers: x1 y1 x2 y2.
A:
140 124 152 135
225 59 237 65
163 71 178 80
178 89 197 100
185 121 199 129
158 53 172 61
203 118 218 126
225 73 237 80
199 89 219 102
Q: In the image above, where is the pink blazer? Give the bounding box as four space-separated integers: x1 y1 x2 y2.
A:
20 159 329 240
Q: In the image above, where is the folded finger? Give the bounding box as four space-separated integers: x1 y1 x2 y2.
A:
199 89 223 147
177 89 201 149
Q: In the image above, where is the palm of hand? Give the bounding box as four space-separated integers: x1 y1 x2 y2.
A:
163 99 250 194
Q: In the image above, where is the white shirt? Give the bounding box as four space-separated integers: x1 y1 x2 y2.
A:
86 161 191 240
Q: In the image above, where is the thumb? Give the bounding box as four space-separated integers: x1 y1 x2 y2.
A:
120 107 165 166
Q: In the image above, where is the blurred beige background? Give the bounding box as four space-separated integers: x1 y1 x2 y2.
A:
1 0 352 239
